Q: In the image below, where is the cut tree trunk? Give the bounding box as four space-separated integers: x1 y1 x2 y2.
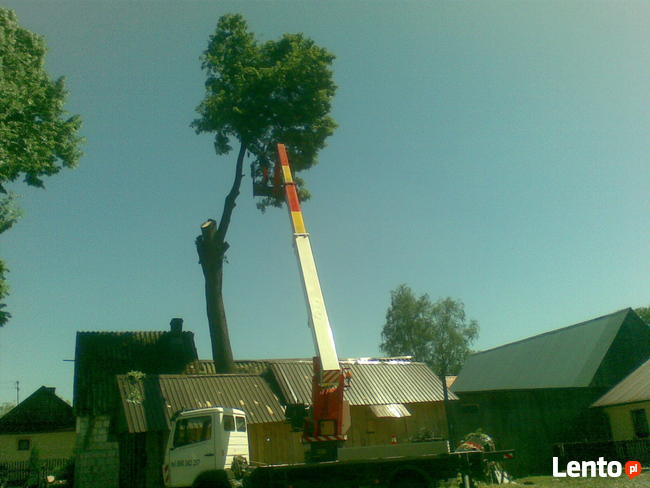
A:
195 142 247 374
196 219 234 373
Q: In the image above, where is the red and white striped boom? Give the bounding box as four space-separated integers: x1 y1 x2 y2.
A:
274 144 348 457
276 144 340 382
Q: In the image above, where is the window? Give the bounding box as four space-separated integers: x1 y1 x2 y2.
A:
17 439 30 451
223 414 235 432
631 409 649 439
173 416 212 447
236 415 247 432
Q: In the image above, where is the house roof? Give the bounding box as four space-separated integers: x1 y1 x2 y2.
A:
453 309 634 393
592 357 650 408
74 328 198 415
117 374 285 433
269 358 455 405
184 359 270 376
0 386 74 434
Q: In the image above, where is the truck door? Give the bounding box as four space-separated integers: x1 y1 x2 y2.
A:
168 414 216 487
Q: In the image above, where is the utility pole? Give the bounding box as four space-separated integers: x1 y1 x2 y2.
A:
15 380 19 404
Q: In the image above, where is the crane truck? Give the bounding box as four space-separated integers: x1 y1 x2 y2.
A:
163 144 512 488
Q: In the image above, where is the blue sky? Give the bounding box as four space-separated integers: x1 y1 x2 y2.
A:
1 1 649 404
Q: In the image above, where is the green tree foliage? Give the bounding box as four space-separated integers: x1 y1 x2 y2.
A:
193 13 337 209
0 194 20 325
193 14 336 372
380 284 479 376
0 401 15 417
635 306 650 325
0 8 83 326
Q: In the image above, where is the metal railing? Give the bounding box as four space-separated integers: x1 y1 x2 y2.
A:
554 439 650 466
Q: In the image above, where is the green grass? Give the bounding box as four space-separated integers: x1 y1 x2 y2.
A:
481 470 650 488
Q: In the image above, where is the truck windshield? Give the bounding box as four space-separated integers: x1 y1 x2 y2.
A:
173 416 212 447
223 414 235 432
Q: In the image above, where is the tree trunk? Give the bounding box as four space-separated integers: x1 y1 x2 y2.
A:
195 142 247 374
441 365 455 449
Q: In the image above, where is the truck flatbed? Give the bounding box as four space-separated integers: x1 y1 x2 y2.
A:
246 449 514 488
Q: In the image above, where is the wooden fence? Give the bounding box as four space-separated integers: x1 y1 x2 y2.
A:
554 439 650 466
0 458 71 487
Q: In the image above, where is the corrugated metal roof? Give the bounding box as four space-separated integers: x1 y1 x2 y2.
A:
117 374 285 433
592 357 650 408
184 359 271 376
270 359 455 406
369 404 411 418
452 309 632 393
74 330 198 415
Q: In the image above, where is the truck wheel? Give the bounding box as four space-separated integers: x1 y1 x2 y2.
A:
193 470 231 488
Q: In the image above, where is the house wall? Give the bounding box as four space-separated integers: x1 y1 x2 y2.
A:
249 422 306 465
0 430 75 462
75 415 120 488
453 388 610 475
118 431 167 488
347 403 448 447
604 402 650 441
249 402 448 465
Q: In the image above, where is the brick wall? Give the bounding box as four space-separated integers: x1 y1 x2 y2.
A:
75 415 119 488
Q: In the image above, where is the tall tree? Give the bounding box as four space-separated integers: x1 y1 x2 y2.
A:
635 306 650 325
0 8 83 325
193 14 336 372
380 285 478 443
380 284 479 376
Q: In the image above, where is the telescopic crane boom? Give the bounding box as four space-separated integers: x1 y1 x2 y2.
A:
273 144 349 461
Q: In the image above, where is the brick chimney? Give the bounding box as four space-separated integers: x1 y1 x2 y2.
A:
170 318 183 335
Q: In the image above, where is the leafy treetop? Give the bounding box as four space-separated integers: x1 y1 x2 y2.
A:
635 306 650 325
192 13 337 210
380 284 479 376
0 8 82 192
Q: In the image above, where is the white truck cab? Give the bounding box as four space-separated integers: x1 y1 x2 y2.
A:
163 407 249 488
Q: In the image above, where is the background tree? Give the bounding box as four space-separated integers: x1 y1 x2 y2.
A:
635 306 650 325
193 14 336 372
380 284 478 443
0 401 15 418
380 284 479 376
0 8 83 326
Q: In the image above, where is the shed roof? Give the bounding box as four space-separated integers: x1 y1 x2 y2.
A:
453 309 634 393
0 386 74 434
117 374 285 433
269 359 455 405
74 329 198 415
592 357 650 408
184 359 272 376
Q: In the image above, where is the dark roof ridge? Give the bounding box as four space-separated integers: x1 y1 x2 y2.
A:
471 308 631 357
